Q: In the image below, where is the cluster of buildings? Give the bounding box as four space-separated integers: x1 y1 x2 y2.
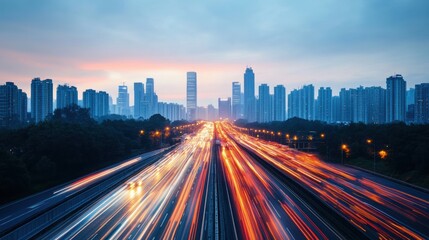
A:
1 68 428 128
133 78 186 121
0 77 188 127
215 69 429 124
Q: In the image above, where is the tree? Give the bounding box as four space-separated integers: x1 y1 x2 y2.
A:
0 150 30 202
52 104 93 124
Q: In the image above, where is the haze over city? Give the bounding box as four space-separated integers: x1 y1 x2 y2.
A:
1 0 429 106
2 1 429 240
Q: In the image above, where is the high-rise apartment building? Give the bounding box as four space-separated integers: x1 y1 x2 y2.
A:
414 83 429 124
352 86 366 123
56 84 78 109
365 87 386 124
157 102 186 122
258 84 271 123
288 85 314 120
386 74 406 122
288 89 300 119
83 89 97 117
0 82 27 127
406 88 415 108
406 88 415 123
117 84 130 116
83 89 109 118
31 78 53 123
339 88 352 122
273 85 286 121
143 78 158 118
243 67 256 122
301 85 315 120
232 82 242 120
331 96 341 122
134 82 144 118
316 87 332 123
187 72 197 121
96 91 110 117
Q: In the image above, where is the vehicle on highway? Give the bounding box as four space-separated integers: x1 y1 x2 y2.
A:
137 179 143 186
127 181 136 189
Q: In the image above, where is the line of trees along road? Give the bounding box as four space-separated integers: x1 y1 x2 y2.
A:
0 105 192 204
235 118 429 189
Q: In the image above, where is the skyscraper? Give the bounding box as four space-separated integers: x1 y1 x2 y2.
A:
218 98 231 120
301 85 315 120
157 102 186 122
145 78 158 118
56 84 78 109
258 84 271 123
414 83 429 124
331 96 341 122
406 88 415 123
83 89 109 118
316 87 332 123
352 86 366 123
365 87 386 124
83 89 97 117
274 85 286 121
117 84 130 116
187 72 197 121
134 82 144 118
96 91 110 117
406 88 415 108
339 88 352 122
31 78 53 123
232 82 242 120
288 89 300 119
0 82 27 127
243 67 256 122
337 86 366 123
386 74 406 122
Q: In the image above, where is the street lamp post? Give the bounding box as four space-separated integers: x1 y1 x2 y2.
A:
341 144 348 164
367 139 376 172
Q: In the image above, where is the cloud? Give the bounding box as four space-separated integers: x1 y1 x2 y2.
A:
0 0 429 106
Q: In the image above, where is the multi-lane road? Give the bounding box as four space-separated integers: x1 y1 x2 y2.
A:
1 122 428 239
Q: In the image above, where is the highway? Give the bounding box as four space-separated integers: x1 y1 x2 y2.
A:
34 123 215 239
1 121 428 239
0 147 171 239
215 122 343 239
224 122 429 239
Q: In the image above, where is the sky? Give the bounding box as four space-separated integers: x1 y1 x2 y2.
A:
1 0 429 106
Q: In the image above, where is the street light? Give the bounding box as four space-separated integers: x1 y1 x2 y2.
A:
285 134 290 146
293 135 298 149
366 139 376 171
379 150 388 159
341 144 348 164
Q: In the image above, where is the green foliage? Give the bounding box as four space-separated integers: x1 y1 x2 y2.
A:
0 106 183 204
0 150 30 201
237 118 429 179
51 104 94 124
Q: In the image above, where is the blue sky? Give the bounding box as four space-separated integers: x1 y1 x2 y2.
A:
1 0 428 106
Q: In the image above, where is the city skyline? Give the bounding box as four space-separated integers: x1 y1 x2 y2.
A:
3 70 428 125
2 2 429 239
1 1 429 106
